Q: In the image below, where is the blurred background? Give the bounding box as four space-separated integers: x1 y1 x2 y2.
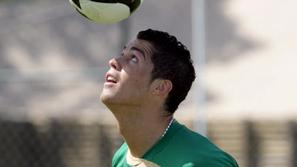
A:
0 0 296 167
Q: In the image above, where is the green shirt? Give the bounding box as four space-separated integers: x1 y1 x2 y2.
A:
112 120 239 167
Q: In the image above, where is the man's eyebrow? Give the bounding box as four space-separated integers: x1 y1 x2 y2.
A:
130 46 146 59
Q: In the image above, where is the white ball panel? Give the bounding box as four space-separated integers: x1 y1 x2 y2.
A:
80 0 130 23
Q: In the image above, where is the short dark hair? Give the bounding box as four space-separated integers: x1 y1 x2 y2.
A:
137 29 196 114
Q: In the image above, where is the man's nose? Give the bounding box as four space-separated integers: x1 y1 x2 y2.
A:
109 57 121 71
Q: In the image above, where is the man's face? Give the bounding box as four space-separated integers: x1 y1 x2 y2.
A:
100 39 155 107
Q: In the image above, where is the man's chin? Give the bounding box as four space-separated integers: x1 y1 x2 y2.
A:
100 92 117 105
100 93 110 104
100 95 120 113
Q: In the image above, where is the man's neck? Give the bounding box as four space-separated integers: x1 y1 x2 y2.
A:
111 106 173 158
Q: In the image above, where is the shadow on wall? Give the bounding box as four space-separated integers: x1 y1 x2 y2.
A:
204 0 263 104
0 0 116 69
205 0 262 63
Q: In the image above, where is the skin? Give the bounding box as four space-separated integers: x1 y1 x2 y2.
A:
100 39 173 157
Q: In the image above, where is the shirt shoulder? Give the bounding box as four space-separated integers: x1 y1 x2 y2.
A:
175 124 239 167
147 121 239 167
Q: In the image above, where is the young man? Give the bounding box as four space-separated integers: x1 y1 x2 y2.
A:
100 29 238 167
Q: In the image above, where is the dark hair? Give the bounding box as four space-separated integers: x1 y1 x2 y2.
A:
137 29 196 114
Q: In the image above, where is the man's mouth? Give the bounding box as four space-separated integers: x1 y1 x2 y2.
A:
105 74 118 84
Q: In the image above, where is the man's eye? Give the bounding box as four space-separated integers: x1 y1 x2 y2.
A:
131 55 138 63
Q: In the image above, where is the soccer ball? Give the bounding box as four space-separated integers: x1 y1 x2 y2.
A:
69 0 143 24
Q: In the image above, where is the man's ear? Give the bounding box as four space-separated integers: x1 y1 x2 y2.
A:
151 79 172 96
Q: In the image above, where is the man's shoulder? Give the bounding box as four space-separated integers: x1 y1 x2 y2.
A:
167 122 222 153
156 122 239 166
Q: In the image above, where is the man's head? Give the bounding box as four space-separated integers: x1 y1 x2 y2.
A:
137 29 196 114
100 29 195 114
